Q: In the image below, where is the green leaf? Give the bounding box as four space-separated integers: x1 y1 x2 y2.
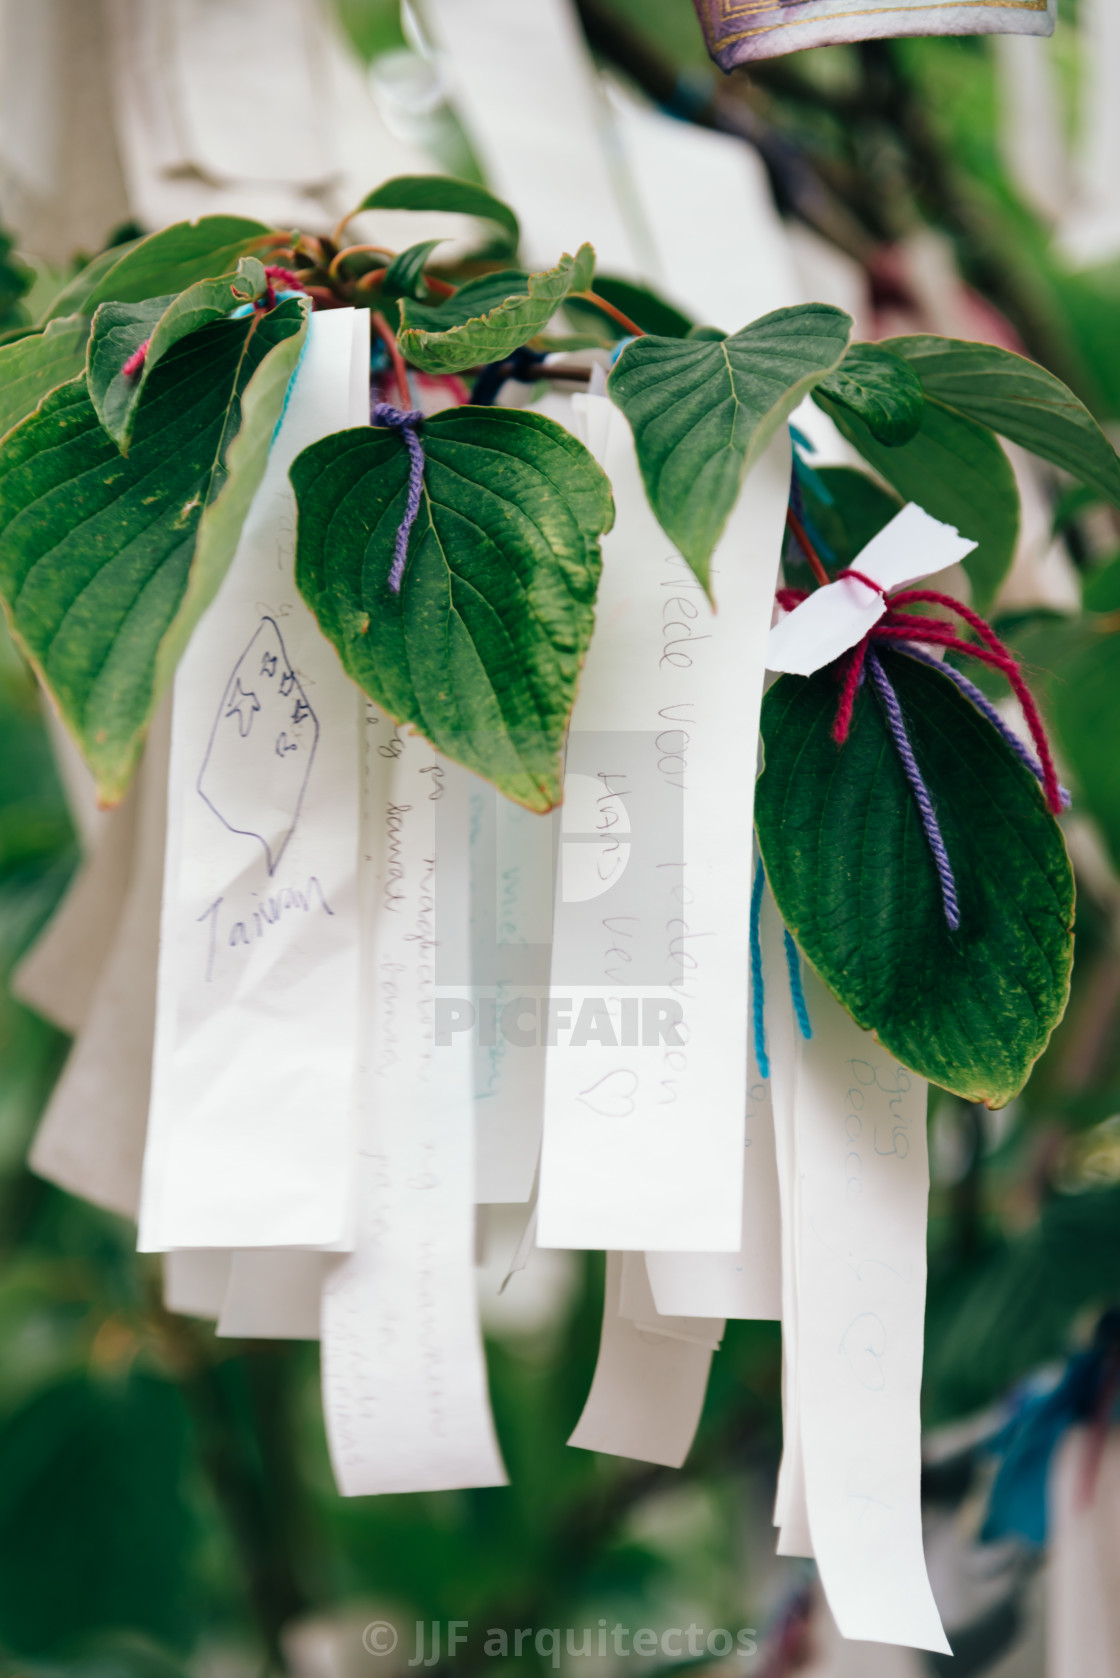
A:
381 238 444 302
401 269 529 333
756 650 1074 1107
608 303 851 594
817 394 1019 612
0 315 89 441
292 406 614 811
42 216 277 321
815 343 924 446
351 174 519 250
1082 553 1120 614
88 261 268 450
796 465 903 573
0 297 307 804
1051 630 1120 874
399 247 596 375
886 335 1120 508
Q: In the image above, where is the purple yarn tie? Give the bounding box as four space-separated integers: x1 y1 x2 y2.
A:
371 402 425 594
866 646 961 933
896 643 1072 810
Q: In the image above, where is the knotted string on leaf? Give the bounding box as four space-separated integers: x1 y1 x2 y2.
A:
371 402 426 594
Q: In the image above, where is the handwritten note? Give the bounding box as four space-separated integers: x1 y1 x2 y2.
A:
568 1253 720 1469
139 309 367 1253
537 398 789 1253
791 964 948 1653
320 719 507 1495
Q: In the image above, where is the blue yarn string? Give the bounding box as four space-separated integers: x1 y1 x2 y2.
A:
784 931 812 1040
750 859 770 1080
371 402 426 593
896 643 1072 810
866 647 961 932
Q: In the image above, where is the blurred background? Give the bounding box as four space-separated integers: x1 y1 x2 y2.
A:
0 0 1119 1673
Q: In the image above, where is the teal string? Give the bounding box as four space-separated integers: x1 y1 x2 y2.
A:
750 859 769 1080
270 313 312 444
784 931 812 1041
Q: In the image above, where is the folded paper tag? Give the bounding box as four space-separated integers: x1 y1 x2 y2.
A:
320 717 507 1496
694 0 1055 71
538 398 788 1254
139 308 367 1253
767 503 976 678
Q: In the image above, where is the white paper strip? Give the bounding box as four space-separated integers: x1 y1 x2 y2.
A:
139 309 367 1253
28 704 170 1220
617 1253 724 1351
792 967 947 1653
537 400 789 1253
423 0 647 274
766 503 977 678
644 1021 781 1321
217 1250 327 1340
163 1249 232 1321
320 719 506 1496
568 1252 717 1469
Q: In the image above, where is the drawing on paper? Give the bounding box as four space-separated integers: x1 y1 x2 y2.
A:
197 616 319 874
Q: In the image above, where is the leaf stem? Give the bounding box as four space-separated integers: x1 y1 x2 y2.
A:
328 242 397 280
372 310 412 408
785 507 831 588
571 291 645 339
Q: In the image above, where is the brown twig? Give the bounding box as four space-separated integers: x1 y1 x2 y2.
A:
371 310 411 407
785 507 831 588
571 290 645 339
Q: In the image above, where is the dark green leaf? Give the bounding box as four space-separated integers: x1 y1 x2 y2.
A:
399 246 596 375
815 342 925 446
1051 630 1120 874
756 650 1074 1107
887 335 1120 508
1082 553 1120 614
0 298 308 804
0 316 89 441
0 1373 193 1654
818 394 1019 612
88 261 268 451
292 406 613 811
351 174 519 250
608 303 851 594
565 275 694 341
42 216 277 321
381 238 444 303
401 269 529 333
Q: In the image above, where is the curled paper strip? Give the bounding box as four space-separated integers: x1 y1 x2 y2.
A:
766 502 976 678
694 0 1055 70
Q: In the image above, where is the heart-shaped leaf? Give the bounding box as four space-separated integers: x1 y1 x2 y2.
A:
350 174 520 251
817 394 1019 611
42 215 279 322
398 246 596 375
756 650 1074 1107
88 260 268 450
815 343 925 446
0 315 89 440
0 298 307 804
291 406 614 811
608 303 851 595
887 335 1120 507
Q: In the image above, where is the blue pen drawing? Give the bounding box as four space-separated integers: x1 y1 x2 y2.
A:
198 616 319 874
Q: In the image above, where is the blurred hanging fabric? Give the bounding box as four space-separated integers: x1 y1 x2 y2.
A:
694 0 1055 70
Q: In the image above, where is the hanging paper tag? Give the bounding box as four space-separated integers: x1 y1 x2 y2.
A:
320 717 507 1496
694 0 1055 72
1048 1429 1120 1678
791 964 947 1653
767 503 977 678
28 703 170 1219
163 1249 232 1321
217 1251 327 1340
139 309 367 1253
537 399 788 1254
568 1253 721 1469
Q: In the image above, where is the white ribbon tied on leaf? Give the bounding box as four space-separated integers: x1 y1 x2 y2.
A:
766 503 978 678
